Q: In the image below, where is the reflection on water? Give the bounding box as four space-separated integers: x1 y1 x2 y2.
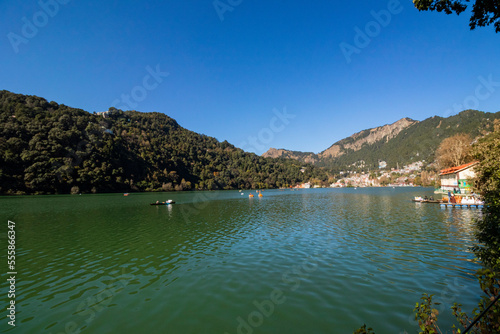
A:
0 188 482 334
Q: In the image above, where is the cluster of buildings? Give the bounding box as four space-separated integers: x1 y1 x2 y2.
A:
330 173 417 188
329 159 479 194
294 182 321 189
331 173 378 188
331 160 429 188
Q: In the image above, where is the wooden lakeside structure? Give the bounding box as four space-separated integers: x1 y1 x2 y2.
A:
436 161 479 194
414 161 485 209
439 202 484 209
413 199 484 209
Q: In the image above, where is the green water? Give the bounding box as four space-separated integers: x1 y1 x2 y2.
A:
1 188 482 333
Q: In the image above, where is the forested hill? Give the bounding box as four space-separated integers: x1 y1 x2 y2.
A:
264 110 500 171
0 90 327 195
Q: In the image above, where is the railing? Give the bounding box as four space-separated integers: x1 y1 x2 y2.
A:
462 294 500 333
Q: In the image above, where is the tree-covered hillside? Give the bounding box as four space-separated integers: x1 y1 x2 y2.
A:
327 110 500 171
265 110 500 172
0 91 328 195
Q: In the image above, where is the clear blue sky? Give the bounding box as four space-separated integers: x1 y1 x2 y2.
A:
1 0 499 155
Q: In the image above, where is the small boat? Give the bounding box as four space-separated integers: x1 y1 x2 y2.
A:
124 193 129 196
412 197 441 204
249 194 254 198
150 199 175 206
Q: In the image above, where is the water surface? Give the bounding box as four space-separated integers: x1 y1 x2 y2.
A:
1 188 482 333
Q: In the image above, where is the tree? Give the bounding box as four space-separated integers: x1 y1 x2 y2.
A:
413 0 500 32
420 170 433 187
435 133 473 169
0 90 330 194
379 176 390 186
355 122 500 334
411 122 500 334
472 119 500 270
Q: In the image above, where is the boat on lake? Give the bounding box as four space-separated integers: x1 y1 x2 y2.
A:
412 196 441 203
150 199 175 206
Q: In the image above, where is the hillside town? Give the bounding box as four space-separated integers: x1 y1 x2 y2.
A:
291 159 480 198
327 160 435 188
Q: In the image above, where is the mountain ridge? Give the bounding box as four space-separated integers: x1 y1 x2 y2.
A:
0 90 328 194
319 117 418 159
263 110 500 171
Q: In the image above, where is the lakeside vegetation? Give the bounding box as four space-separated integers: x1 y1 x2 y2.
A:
0 90 329 195
413 121 500 334
3 90 499 195
1 88 498 332
356 121 500 333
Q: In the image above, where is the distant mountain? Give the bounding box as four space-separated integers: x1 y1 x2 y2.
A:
263 110 500 171
263 117 417 163
263 148 319 164
0 90 328 195
320 117 417 159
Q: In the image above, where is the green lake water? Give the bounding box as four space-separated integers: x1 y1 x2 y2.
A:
1 188 483 333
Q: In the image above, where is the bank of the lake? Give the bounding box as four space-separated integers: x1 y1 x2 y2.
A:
1 187 482 333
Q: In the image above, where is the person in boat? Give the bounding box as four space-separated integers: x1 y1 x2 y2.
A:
424 195 428 200
430 196 434 201
156 200 159 204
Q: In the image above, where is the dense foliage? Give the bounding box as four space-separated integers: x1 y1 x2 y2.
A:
405 121 500 333
0 90 328 195
354 121 500 334
448 122 500 331
472 120 500 271
413 0 500 32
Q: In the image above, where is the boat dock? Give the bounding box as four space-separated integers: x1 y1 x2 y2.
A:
440 203 484 209
413 199 484 209
414 194 484 209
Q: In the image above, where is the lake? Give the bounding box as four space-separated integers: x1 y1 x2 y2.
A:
1 187 482 333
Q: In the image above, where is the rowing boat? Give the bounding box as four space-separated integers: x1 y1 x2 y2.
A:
150 200 175 205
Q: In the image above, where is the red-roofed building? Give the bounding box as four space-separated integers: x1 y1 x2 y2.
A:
439 161 478 193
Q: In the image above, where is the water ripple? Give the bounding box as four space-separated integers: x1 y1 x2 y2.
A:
0 188 482 333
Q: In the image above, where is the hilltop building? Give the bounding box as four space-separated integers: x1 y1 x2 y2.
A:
439 161 478 194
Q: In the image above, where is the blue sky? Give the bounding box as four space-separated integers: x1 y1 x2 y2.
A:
1 0 499 155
